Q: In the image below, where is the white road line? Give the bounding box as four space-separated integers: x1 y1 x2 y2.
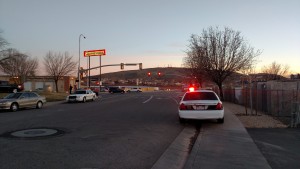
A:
143 95 153 104
171 97 179 105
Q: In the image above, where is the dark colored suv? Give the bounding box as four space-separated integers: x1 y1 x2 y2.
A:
0 80 22 93
108 87 125 94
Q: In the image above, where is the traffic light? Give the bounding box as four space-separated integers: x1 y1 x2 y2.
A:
157 72 162 76
120 63 124 70
147 72 151 77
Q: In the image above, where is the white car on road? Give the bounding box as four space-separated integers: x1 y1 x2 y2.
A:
66 89 97 103
126 87 142 92
178 89 224 123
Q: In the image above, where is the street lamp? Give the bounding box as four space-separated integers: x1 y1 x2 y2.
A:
78 34 86 89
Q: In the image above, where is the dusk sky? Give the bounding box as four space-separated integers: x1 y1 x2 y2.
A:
1 0 299 75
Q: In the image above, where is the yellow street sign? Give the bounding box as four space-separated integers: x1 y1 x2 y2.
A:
84 49 106 57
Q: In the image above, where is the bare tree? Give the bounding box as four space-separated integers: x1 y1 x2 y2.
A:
184 51 210 89
261 61 290 80
0 35 8 49
0 48 38 84
44 51 77 92
184 26 261 100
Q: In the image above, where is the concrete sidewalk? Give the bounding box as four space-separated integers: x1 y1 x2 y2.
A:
184 105 272 169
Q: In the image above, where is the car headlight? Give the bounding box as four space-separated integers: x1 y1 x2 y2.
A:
0 102 8 105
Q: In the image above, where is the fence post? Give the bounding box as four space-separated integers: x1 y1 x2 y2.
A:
244 87 248 115
291 102 300 127
255 86 258 115
250 79 253 115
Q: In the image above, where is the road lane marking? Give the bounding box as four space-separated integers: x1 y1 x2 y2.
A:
171 97 179 105
143 95 153 103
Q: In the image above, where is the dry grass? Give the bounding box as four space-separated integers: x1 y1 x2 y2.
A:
224 102 288 128
0 93 7 98
38 92 69 102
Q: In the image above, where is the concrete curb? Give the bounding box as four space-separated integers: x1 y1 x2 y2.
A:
184 107 272 169
184 127 204 169
151 126 197 169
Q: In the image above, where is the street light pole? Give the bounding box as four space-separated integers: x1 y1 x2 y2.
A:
78 34 86 89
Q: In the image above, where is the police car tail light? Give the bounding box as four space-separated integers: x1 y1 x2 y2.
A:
179 103 186 110
216 102 223 110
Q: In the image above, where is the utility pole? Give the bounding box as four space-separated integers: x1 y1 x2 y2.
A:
78 34 86 89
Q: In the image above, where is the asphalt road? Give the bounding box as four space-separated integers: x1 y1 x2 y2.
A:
0 91 187 169
3 91 298 169
247 128 300 169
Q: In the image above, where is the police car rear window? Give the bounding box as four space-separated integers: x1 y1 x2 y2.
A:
183 92 218 101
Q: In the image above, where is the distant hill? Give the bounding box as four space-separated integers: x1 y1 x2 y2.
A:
89 67 284 88
89 67 242 86
99 67 189 81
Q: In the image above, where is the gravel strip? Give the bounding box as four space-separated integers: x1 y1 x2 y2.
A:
224 102 288 128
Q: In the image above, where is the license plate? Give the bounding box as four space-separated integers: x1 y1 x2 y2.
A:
193 105 205 110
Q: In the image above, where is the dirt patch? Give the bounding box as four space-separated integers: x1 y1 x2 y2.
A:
224 102 288 128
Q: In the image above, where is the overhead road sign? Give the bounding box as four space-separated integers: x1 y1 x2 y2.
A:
84 49 106 57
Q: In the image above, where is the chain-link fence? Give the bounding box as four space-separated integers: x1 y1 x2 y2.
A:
222 81 300 127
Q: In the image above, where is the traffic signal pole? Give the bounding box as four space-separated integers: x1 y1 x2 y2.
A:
79 63 143 89
88 56 91 88
99 56 102 92
83 63 142 72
